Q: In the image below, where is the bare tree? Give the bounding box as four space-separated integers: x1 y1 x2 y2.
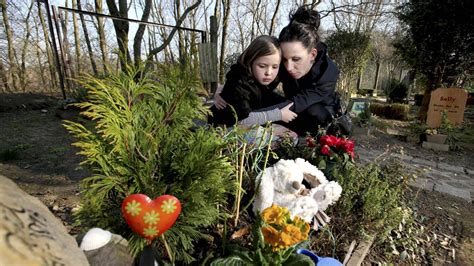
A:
218 0 231 83
19 0 35 91
175 0 186 68
71 0 82 74
105 0 131 69
151 1 172 63
1 0 18 90
0 59 8 92
37 2 58 90
326 0 392 33
77 0 98 75
146 0 202 62
33 18 48 91
95 0 109 71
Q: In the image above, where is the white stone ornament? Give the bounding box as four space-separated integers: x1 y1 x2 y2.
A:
80 227 112 251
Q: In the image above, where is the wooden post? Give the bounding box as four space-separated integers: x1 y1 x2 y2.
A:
40 0 67 99
210 16 218 95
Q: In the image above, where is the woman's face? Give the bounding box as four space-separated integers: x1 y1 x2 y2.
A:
251 52 281 85
280 41 317 80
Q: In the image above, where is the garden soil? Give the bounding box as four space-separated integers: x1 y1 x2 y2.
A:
0 93 472 264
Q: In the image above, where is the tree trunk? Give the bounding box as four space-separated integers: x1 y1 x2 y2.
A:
218 0 231 83
189 9 199 75
106 0 131 70
418 69 442 122
373 60 380 94
19 1 35 91
71 0 82 74
35 24 48 91
37 1 58 90
1 0 18 91
77 0 98 75
356 69 363 93
59 5 75 90
0 59 9 92
236 11 246 52
133 0 152 67
175 0 187 69
95 0 109 72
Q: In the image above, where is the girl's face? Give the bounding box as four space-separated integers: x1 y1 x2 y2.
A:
280 41 317 80
251 52 281 85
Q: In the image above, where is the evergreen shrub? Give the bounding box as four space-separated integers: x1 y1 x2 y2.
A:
64 66 234 263
385 78 409 103
370 103 410 120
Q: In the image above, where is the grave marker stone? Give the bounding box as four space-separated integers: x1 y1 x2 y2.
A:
0 175 88 265
426 88 468 128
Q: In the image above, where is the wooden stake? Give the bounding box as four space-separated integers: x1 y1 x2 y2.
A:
161 234 173 264
234 143 246 227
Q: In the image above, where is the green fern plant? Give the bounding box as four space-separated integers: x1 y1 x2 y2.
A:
64 65 234 263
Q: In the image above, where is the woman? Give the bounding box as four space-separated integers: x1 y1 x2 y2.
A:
214 6 340 136
276 5 340 135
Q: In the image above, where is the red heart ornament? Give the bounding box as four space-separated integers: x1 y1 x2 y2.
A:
121 194 181 240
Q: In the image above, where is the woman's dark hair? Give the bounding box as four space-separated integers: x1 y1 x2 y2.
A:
279 5 321 51
238 35 280 75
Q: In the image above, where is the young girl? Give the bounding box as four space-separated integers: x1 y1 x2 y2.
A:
209 35 297 127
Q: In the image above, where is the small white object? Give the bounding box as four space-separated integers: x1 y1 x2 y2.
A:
80 228 112 251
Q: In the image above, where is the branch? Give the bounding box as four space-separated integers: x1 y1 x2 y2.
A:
320 1 396 19
146 0 202 62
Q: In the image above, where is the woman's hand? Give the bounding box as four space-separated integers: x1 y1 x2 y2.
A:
281 102 297 123
213 84 227 109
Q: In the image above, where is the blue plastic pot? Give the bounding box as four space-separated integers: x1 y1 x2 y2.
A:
296 249 342 266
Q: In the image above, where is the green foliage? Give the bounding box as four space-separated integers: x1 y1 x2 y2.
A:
375 208 436 263
355 102 373 126
308 162 408 260
384 78 409 103
64 65 234 263
70 86 90 102
211 214 315 266
327 31 372 74
395 0 474 89
327 30 371 94
370 103 410 120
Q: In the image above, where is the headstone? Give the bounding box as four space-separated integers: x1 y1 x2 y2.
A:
0 175 88 266
426 88 468 128
347 98 370 115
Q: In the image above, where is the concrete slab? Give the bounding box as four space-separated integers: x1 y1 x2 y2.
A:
422 141 449 151
411 157 437 168
390 153 413 162
437 162 467 173
433 183 472 202
411 178 436 191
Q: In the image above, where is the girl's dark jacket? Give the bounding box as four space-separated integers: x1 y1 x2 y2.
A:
209 64 285 126
277 42 340 115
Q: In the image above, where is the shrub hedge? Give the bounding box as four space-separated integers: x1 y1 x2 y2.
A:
370 103 410 120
